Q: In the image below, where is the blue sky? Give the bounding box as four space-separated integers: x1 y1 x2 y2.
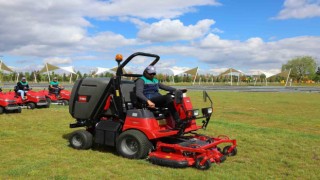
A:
0 0 320 75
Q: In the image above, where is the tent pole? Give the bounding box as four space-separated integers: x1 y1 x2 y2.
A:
230 69 232 86
34 71 37 83
285 68 291 87
266 78 268 86
69 73 72 83
193 72 197 85
46 63 51 82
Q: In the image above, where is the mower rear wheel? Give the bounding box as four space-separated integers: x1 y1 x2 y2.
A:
195 157 211 170
0 107 4 114
116 130 152 159
223 145 237 156
69 130 93 150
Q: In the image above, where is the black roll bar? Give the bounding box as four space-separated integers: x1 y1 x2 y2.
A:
116 52 160 76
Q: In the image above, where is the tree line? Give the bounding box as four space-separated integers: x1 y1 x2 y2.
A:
1 56 319 84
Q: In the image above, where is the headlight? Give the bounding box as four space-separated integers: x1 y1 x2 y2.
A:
186 109 199 117
202 107 213 115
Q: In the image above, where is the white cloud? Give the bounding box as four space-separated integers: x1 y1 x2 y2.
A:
137 19 215 42
43 57 72 65
142 35 320 72
0 0 219 58
87 0 221 19
274 0 320 19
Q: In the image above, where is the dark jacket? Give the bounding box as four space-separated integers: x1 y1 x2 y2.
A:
17 81 29 91
135 76 176 102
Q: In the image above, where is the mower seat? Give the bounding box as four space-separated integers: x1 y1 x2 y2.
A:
120 82 137 110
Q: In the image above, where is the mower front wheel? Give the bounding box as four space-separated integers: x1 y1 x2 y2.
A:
223 145 237 156
195 157 211 170
16 107 22 113
116 130 152 159
27 102 36 109
46 98 51 106
69 130 93 150
62 100 69 106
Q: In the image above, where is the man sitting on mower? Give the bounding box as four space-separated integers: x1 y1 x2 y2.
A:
135 65 184 128
49 77 64 98
16 77 30 100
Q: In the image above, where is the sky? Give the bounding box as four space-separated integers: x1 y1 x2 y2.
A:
0 0 320 75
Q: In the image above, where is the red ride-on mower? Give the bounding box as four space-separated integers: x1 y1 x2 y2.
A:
68 52 237 170
0 88 22 114
8 87 49 109
38 89 70 106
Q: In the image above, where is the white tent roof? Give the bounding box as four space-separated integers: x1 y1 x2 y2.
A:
94 66 128 75
218 68 245 76
260 71 274 79
59 66 76 74
39 63 76 74
94 67 111 75
0 60 14 72
169 68 185 76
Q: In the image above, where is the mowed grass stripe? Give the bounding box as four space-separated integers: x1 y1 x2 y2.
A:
0 91 319 179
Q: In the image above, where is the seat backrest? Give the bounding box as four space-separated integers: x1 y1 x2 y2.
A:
14 86 18 93
121 82 137 109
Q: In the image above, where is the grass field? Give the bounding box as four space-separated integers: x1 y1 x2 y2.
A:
0 91 319 179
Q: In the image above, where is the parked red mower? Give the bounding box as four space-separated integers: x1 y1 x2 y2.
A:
0 88 22 114
68 52 237 170
7 87 49 109
38 89 70 106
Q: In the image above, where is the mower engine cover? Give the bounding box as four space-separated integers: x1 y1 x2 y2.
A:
69 77 111 119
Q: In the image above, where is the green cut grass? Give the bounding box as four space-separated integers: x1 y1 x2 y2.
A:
0 91 319 179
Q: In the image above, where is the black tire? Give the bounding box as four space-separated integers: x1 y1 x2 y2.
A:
116 130 152 159
27 102 36 109
0 107 4 114
16 107 22 113
195 157 211 170
69 130 93 150
223 145 237 156
46 98 51 107
62 100 69 106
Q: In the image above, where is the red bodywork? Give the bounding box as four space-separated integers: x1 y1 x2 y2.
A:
38 89 70 105
104 95 237 169
122 97 201 139
7 90 49 109
0 91 21 113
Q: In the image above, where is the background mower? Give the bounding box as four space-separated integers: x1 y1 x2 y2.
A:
68 52 237 170
0 88 22 114
38 89 70 106
8 87 49 109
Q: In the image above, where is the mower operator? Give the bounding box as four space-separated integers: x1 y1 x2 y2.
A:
49 77 64 98
135 65 183 128
16 77 30 100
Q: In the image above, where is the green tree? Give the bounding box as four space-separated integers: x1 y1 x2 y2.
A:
281 56 317 82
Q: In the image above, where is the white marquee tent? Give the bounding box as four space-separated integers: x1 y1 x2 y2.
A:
169 67 198 84
94 66 127 76
0 60 14 73
39 63 76 82
218 68 245 85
